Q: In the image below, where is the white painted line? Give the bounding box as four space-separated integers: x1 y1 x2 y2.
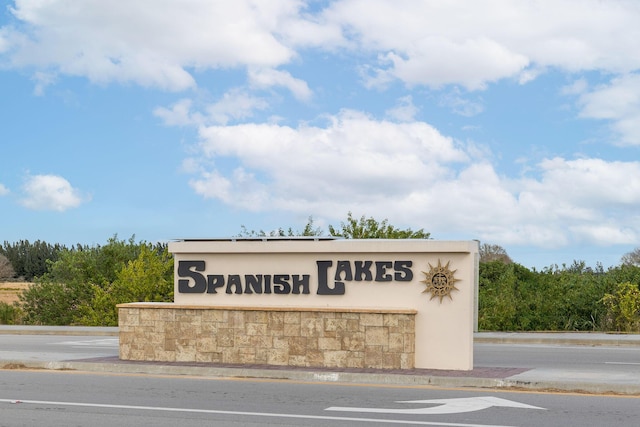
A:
605 362 640 366
0 398 517 427
52 339 119 348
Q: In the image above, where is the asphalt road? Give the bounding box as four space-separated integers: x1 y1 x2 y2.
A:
0 334 118 362
2 330 640 425
475 342 640 371
2 333 640 378
1 369 639 427
2 332 640 400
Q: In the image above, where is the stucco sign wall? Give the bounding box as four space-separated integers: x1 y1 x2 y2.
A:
168 238 479 370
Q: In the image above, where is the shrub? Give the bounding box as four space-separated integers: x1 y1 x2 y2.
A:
601 282 640 332
0 302 23 325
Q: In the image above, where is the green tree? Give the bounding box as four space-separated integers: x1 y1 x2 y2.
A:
300 216 323 236
606 264 640 289
478 260 518 330
79 244 174 326
0 240 66 280
238 216 323 238
237 217 322 238
19 235 149 325
601 282 640 332
510 262 614 331
328 212 430 239
19 277 90 325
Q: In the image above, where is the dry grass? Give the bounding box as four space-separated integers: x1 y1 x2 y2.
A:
0 282 31 305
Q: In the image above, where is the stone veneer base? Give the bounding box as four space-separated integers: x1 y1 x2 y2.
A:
117 303 416 370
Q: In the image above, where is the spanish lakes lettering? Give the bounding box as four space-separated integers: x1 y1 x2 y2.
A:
177 260 413 295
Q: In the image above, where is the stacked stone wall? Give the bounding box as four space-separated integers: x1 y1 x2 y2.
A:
118 303 416 370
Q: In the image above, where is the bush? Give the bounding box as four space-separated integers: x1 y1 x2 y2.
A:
478 261 617 331
19 279 92 325
78 244 174 326
19 235 164 326
478 261 518 330
0 302 23 325
601 282 640 332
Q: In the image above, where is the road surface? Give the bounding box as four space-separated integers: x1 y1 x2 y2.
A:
1 369 639 426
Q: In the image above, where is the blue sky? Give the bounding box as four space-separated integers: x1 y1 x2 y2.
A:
1 0 640 269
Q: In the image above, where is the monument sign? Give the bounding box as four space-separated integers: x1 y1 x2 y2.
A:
118 238 478 370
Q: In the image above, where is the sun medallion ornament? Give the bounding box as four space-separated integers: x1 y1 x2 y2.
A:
421 259 460 303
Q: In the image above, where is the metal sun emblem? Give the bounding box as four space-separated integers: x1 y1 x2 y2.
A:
421 259 460 303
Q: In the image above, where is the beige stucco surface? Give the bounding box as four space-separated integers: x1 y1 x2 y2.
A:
168 239 478 370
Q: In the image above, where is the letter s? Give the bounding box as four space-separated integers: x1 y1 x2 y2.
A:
394 260 413 281
178 260 207 293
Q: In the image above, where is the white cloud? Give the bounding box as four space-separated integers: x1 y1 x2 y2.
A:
533 157 640 208
381 37 529 91
506 157 640 246
20 174 87 211
5 0 640 154
561 78 589 96
5 0 640 94
3 0 302 90
190 169 270 211
277 5 345 49
205 89 270 125
323 0 640 89
438 88 484 117
576 74 640 146
568 224 637 246
31 71 57 96
154 99 203 127
186 112 640 248
154 90 269 127
5 0 640 251
190 110 468 212
518 66 545 85
0 183 9 196
385 96 418 122
248 68 313 102
0 28 10 53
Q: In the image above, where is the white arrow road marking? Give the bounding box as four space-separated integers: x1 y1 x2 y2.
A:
0 399 519 427
326 396 545 415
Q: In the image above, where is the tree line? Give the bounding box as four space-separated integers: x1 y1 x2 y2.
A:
0 236 174 325
0 240 67 281
1 214 639 331
478 260 640 332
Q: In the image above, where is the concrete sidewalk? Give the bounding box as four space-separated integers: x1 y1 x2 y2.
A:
1 326 640 395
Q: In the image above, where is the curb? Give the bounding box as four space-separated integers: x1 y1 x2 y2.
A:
3 359 640 395
474 336 640 347
0 326 118 336
0 359 523 389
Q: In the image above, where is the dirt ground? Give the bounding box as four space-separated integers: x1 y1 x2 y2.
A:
0 282 31 305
